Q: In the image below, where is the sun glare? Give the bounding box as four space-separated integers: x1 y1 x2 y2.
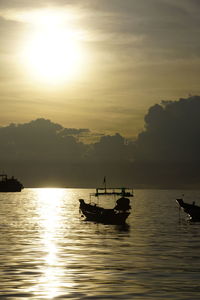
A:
29 188 75 298
21 10 85 84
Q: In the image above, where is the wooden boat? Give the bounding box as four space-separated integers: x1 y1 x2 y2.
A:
176 198 200 221
79 186 133 225
0 174 24 192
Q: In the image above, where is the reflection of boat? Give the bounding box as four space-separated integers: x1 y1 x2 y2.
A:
0 174 24 192
79 185 133 225
176 198 200 221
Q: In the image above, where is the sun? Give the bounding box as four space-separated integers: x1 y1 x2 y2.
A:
24 29 82 83
21 10 85 84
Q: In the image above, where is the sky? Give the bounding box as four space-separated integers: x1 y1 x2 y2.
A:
1 1 200 188
1 0 200 139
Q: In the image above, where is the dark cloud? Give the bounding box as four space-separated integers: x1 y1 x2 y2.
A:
91 133 131 162
2 97 200 188
133 96 200 188
0 118 85 163
135 96 200 162
0 118 133 187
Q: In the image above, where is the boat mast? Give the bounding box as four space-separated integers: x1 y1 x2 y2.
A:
103 176 107 193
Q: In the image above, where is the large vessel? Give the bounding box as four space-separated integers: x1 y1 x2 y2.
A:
0 174 24 192
79 185 133 225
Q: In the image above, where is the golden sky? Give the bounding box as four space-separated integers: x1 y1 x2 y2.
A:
0 0 200 139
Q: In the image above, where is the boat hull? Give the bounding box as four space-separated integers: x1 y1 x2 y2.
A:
0 175 24 192
79 200 130 225
176 198 200 221
0 187 23 192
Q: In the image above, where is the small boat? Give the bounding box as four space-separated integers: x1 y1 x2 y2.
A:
0 174 24 192
176 198 200 221
79 185 133 225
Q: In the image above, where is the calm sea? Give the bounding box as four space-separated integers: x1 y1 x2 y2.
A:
0 188 200 300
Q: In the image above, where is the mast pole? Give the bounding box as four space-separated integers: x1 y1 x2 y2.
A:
103 176 107 193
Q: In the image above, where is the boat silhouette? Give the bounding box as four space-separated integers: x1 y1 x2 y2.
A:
79 185 133 225
176 198 200 221
0 174 24 192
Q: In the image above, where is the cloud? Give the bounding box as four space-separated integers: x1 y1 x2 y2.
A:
135 96 200 162
1 0 200 70
133 96 200 188
0 118 133 187
91 133 131 162
61 127 90 136
2 97 200 188
0 118 85 162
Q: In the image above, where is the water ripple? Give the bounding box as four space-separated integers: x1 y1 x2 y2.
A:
1 188 200 299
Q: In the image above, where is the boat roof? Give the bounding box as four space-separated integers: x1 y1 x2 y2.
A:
0 174 7 178
91 187 134 197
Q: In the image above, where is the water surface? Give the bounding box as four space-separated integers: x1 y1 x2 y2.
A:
0 188 200 299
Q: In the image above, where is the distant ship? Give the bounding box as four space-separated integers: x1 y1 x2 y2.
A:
0 174 24 192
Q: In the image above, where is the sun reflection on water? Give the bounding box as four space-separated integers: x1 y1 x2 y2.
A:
29 188 75 299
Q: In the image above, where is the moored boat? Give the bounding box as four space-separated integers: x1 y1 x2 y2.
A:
0 174 24 192
176 198 200 221
79 186 133 225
